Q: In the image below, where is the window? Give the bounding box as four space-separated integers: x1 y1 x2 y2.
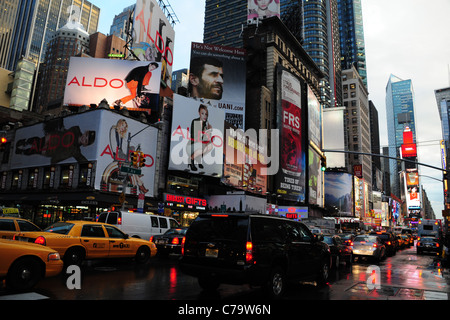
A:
81 225 105 237
159 217 168 229
151 216 159 228
17 220 41 232
105 225 126 239
0 219 15 231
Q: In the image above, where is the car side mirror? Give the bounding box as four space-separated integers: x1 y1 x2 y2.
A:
124 234 129 239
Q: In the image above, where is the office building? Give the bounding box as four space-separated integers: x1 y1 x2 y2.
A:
342 66 371 186
337 0 367 89
386 74 417 197
109 5 135 40
0 0 99 72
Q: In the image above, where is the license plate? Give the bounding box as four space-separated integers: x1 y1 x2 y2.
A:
205 248 218 258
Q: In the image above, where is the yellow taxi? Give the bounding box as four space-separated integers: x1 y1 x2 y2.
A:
14 220 157 265
0 239 63 290
0 217 42 240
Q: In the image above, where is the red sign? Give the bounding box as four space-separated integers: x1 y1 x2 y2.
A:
402 143 417 158
164 193 207 207
353 164 363 178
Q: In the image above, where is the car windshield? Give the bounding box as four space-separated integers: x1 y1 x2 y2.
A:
354 235 376 243
44 222 74 235
164 228 187 236
323 237 334 245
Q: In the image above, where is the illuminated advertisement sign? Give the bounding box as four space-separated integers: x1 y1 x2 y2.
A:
324 172 353 217
277 206 308 221
64 57 161 113
308 147 323 206
403 171 420 210
188 42 246 129
401 143 417 158
164 193 207 210
169 94 225 177
247 0 280 23
132 0 175 84
276 69 306 202
307 85 322 148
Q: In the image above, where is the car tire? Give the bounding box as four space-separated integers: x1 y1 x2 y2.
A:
64 247 85 266
264 266 286 299
198 276 220 291
316 258 330 287
6 257 43 291
135 246 151 264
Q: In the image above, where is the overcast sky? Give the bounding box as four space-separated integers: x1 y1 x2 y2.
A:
93 0 450 219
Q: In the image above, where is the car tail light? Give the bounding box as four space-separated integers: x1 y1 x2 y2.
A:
436 243 440 247
373 243 378 248
417 242 421 246
181 237 186 256
245 241 253 263
117 217 122 225
149 236 154 242
35 236 46 246
172 237 180 245
387 241 391 245
211 214 229 217
48 252 60 261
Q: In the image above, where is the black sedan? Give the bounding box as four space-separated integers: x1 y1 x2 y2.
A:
151 228 188 257
417 237 441 255
323 235 353 269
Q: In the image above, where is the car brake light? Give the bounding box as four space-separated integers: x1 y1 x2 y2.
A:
417 242 421 246
436 243 440 247
35 236 46 246
211 214 229 217
387 241 391 245
149 236 154 242
172 238 179 245
246 241 253 263
181 237 186 256
117 217 122 225
373 243 377 248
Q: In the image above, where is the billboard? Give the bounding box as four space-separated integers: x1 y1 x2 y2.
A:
188 42 246 129
308 147 323 206
169 94 225 177
276 70 306 202
404 171 421 210
324 172 353 217
64 57 161 113
222 123 267 194
12 109 158 197
323 107 346 168
132 0 175 84
307 85 322 148
247 0 280 23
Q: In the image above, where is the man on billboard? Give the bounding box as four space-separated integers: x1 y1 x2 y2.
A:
115 62 159 109
188 56 224 100
15 126 95 164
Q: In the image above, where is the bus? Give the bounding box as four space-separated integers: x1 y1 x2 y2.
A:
417 219 442 240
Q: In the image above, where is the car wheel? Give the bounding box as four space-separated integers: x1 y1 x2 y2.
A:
198 276 220 291
316 259 330 286
135 246 150 264
64 247 85 266
264 266 286 299
6 257 43 291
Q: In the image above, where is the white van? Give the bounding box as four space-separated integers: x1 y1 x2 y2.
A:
97 210 180 240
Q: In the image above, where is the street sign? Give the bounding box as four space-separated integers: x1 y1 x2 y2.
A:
120 165 142 175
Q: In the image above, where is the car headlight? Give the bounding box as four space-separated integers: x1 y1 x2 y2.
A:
48 252 61 261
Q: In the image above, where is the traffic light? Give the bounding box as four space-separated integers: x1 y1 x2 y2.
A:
131 151 138 167
320 156 327 171
138 151 146 167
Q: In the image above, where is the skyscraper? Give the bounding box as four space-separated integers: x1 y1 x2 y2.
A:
386 74 417 197
0 0 99 72
337 0 367 89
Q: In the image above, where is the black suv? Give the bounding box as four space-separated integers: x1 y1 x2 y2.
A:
180 213 331 298
370 231 397 256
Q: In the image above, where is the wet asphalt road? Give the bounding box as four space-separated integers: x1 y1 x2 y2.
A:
1 242 449 301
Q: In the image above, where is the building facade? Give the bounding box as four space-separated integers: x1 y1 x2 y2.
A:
386 74 417 198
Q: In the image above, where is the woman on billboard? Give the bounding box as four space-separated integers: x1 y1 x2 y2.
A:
186 104 215 171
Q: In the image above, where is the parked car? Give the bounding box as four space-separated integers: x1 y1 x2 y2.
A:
0 239 63 290
323 235 353 268
151 227 188 256
13 220 157 265
0 217 42 240
352 235 386 263
97 211 180 240
417 237 441 255
180 213 331 298
369 231 397 256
